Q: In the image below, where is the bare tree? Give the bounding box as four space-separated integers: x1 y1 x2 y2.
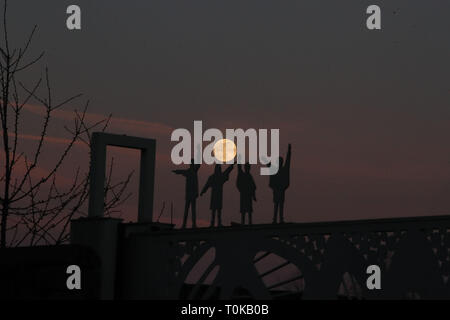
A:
0 0 133 247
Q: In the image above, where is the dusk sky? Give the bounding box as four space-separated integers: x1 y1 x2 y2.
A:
6 0 450 226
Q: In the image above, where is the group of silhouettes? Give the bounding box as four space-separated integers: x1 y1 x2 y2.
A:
172 144 291 228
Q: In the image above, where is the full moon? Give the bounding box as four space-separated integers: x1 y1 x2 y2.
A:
213 139 237 163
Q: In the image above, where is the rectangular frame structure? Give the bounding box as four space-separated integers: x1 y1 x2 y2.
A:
88 132 156 223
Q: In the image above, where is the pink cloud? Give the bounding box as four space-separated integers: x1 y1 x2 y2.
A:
11 133 87 147
23 104 174 138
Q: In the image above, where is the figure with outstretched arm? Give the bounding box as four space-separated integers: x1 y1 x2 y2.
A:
172 159 200 228
269 144 291 223
201 164 234 227
236 162 257 225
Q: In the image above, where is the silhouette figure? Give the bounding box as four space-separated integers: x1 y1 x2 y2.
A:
172 159 200 228
236 162 257 225
200 164 234 227
269 144 291 223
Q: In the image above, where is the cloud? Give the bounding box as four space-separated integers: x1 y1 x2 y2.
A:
11 133 87 147
23 104 175 138
0 149 74 187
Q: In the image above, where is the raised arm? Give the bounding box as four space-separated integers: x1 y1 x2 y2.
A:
285 144 291 171
201 176 212 195
237 155 243 173
224 164 234 178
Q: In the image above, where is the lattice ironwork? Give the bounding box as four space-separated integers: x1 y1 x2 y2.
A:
121 215 450 299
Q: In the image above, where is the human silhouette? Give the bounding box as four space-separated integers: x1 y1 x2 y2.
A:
172 159 200 228
236 162 257 225
200 164 234 227
269 144 291 223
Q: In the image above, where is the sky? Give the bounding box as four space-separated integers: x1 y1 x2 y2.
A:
5 0 450 226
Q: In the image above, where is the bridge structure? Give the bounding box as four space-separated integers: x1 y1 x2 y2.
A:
72 213 450 300
117 214 450 299
70 133 450 300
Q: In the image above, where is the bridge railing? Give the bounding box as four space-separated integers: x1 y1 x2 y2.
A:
119 214 450 299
